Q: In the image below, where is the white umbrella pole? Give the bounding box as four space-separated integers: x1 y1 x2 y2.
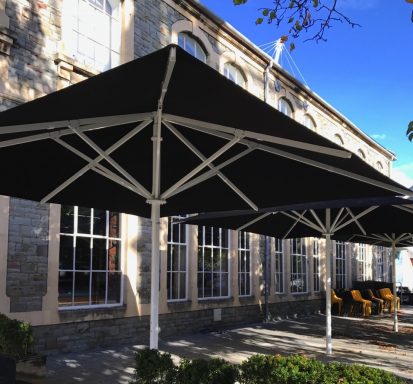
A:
325 209 333 355
391 239 398 332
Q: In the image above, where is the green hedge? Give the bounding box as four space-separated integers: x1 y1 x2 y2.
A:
0 313 33 358
131 350 407 384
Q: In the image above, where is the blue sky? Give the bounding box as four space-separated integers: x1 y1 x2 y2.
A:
200 0 413 186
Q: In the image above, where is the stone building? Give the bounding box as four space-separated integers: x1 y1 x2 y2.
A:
0 0 395 354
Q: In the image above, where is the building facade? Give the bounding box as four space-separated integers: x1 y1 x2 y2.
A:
0 0 395 354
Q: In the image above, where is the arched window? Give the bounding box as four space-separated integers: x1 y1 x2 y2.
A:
62 0 121 71
357 149 366 160
303 114 316 130
223 62 246 88
278 98 293 118
178 32 207 63
376 161 383 171
334 134 344 146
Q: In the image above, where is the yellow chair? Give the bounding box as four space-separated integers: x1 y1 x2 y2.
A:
364 289 384 314
331 289 343 316
378 288 400 312
350 290 372 317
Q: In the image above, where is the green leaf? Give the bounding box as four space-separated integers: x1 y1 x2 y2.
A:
270 10 276 20
262 8 269 16
289 1 295 9
312 0 319 7
288 17 294 23
290 42 296 52
233 0 248 5
295 20 302 31
255 17 264 25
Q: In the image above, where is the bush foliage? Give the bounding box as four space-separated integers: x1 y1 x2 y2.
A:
0 313 33 358
131 350 406 384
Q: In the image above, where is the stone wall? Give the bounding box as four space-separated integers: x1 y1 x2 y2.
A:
6 198 49 312
32 299 324 355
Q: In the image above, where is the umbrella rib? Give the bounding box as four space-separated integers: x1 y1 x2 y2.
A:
309 210 327 233
282 210 324 233
54 138 147 198
160 134 244 200
163 114 351 159
334 206 378 233
69 123 152 199
236 212 274 232
0 112 154 135
169 121 412 197
394 205 413 215
40 119 152 203
164 121 258 210
167 147 255 197
330 207 345 231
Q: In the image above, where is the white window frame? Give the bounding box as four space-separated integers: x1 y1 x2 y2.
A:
335 241 346 289
59 206 123 310
238 232 252 297
167 216 188 302
358 243 368 281
178 32 207 63
275 238 284 294
290 238 307 294
197 226 231 300
62 0 121 72
313 239 321 292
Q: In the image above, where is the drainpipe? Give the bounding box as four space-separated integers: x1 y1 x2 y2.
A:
264 60 273 103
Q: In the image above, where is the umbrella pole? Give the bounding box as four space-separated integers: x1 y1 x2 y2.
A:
325 208 333 355
391 239 398 332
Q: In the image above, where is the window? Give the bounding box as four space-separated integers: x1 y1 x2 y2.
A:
334 134 344 146
313 239 321 292
374 246 385 281
290 238 307 293
167 217 187 301
278 98 293 118
224 63 246 88
376 161 383 172
59 206 122 308
238 232 251 297
357 149 366 160
178 32 207 63
303 114 316 130
62 0 121 72
358 243 368 281
198 227 229 298
275 239 284 293
335 241 346 289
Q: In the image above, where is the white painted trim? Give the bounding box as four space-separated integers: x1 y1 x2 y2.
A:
0 195 10 314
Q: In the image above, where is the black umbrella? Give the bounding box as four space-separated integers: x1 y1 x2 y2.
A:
0 45 410 349
183 196 413 353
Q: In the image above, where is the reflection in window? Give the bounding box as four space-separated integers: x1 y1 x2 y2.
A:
178 32 207 63
374 246 386 281
278 98 293 118
290 238 307 293
275 239 284 293
335 241 346 289
198 227 229 298
59 206 121 308
303 114 316 130
62 0 121 72
167 217 187 301
224 63 246 88
238 232 251 296
313 239 320 292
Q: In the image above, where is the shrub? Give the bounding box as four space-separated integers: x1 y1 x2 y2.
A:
175 357 238 384
131 348 176 384
0 313 33 358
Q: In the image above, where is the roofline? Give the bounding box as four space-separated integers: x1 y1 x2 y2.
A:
184 0 396 161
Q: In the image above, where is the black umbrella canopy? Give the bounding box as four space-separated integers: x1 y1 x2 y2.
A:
0 44 409 217
183 196 413 242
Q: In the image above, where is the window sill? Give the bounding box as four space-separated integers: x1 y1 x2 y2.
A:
197 297 233 305
167 300 192 309
239 295 255 303
53 52 100 85
58 304 126 320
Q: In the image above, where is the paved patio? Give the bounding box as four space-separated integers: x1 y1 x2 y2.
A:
46 307 413 383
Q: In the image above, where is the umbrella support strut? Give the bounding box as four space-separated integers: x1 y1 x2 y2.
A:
325 208 333 355
391 238 398 332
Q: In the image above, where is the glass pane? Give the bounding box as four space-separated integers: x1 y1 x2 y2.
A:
59 235 74 270
204 273 212 298
78 207 92 234
212 273 220 296
167 272 171 300
179 245 186 271
179 272 186 299
92 238 107 270
221 249 228 272
75 237 91 270
221 230 228 248
61 206 75 233
246 253 251 272
245 275 250 295
108 239 120 271
203 248 212 272
58 271 73 306
203 227 211 246
74 271 90 305
171 245 179 271
197 249 204 272
93 209 106 236
91 272 106 304
172 221 180 243
107 272 121 303
109 212 119 238
171 272 178 300
197 273 204 298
